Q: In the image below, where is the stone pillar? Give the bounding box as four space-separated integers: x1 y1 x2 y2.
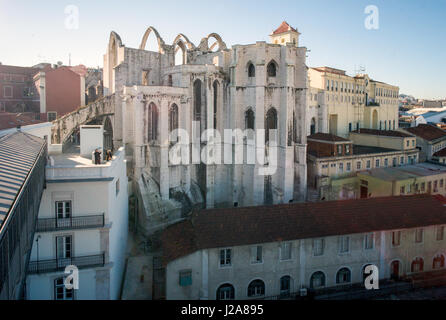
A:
181 96 191 193
299 239 306 288
160 97 169 200
133 95 145 178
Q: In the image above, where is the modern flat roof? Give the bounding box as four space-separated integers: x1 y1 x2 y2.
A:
358 162 446 181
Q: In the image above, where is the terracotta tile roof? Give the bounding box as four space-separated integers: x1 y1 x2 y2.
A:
307 133 350 142
311 67 347 76
0 64 40 76
433 148 446 157
0 113 45 131
162 195 446 266
272 21 298 35
351 128 413 138
405 124 446 141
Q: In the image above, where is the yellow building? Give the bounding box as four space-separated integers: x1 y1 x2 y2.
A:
308 67 399 138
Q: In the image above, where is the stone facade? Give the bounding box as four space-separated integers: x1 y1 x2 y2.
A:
102 25 308 234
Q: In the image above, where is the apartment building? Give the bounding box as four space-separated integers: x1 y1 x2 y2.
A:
307 130 419 200
308 67 399 138
358 162 446 199
25 126 128 300
403 124 446 161
162 195 446 300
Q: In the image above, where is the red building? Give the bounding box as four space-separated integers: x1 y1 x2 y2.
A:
0 64 41 113
0 63 87 122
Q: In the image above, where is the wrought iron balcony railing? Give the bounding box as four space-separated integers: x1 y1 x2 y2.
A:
27 253 105 274
36 214 105 232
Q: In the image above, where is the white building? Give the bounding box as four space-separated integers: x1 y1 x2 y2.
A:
25 127 129 300
162 195 446 300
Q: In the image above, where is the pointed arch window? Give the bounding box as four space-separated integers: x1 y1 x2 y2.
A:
265 107 277 143
267 61 277 77
169 103 179 142
248 63 255 77
148 102 159 142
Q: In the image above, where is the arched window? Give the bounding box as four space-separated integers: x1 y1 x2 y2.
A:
390 260 400 280
267 61 277 77
336 268 351 284
280 276 292 297
245 108 255 130
411 257 424 273
148 102 159 142
265 107 277 143
310 271 326 289
169 104 179 142
216 283 235 300
248 63 255 77
193 80 202 121
213 81 219 130
247 279 265 297
433 255 445 269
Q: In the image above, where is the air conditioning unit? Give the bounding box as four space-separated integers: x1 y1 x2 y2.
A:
300 288 308 297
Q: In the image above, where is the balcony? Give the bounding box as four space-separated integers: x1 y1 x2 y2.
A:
28 253 105 274
366 101 380 107
36 214 105 232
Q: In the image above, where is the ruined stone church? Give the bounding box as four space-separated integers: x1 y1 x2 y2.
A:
103 22 308 235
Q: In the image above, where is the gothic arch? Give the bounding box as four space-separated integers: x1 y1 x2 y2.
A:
174 40 187 65
198 33 227 52
140 26 166 53
172 33 195 50
103 116 114 152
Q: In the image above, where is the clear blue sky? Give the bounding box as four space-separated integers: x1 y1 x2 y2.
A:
0 0 445 99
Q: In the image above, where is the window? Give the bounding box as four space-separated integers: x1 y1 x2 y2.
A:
433 255 445 269
267 61 277 77
3 86 12 98
265 108 277 143
346 162 351 172
411 258 424 273
313 239 324 256
115 179 120 196
310 271 326 289
179 270 192 287
47 112 57 122
400 157 404 165
337 145 343 155
336 268 351 284
364 233 374 250
345 145 350 154
441 179 444 188
56 235 72 259
54 277 74 300
217 284 235 300
415 229 423 243
280 276 292 296
55 201 71 220
436 226 444 241
248 63 255 77
375 159 380 168
357 162 362 170
251 246 262 264
245 108 255 130
169 104 179 140
339 163 344 173
339 236 350 253
400 186 405 195
220 249 232 267
23 87 31 97
384 158 388 167
392 158 397 167
421 182 425 192
366 160 371 169
148 103 159 141
280 242 292 261
247 279 265 297
392 231 401 246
